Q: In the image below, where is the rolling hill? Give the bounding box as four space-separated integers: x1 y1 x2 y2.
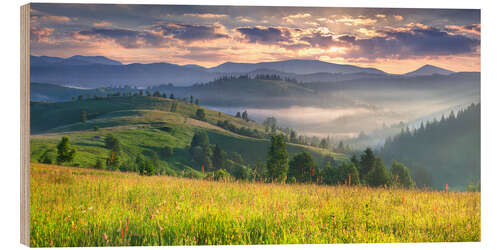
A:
30 96 346 176
209 59 386 75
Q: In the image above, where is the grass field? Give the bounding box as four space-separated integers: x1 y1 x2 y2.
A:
30 163 480 247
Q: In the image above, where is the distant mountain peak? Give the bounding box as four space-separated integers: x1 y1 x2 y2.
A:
405 64 454 76
31 55 123 66
210 59 387 75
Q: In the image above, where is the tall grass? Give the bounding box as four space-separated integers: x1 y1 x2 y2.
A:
30 163 480 247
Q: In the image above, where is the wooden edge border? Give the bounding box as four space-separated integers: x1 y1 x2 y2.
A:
20 3 30 247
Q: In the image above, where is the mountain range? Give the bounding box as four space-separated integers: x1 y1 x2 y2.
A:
30 55 464 88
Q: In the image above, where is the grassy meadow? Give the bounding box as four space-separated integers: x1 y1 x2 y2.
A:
30 163 480 247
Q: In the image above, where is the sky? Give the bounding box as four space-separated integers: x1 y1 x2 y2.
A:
30 3 480 74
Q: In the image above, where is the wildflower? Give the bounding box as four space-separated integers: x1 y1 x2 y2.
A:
125 218 129 236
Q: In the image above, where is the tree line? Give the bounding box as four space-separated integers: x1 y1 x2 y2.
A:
379 103 480 189
42 132 414 189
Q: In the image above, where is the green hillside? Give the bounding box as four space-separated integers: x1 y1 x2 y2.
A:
30 96 345 177
31 95 265 134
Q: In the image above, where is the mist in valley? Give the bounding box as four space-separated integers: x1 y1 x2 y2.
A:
206 83 479 148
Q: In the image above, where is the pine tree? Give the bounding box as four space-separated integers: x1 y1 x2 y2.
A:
266 135 289 182
56 136 76 164
359 148 376 181
366 157 391 187
211 144 226 170
242 110 249 122
80 111 87 123
288 151 315 183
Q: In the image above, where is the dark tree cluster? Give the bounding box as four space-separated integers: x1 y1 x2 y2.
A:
188 131 252 181
380 103 480 188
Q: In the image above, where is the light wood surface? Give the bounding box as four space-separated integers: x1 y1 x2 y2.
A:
20 3 30 246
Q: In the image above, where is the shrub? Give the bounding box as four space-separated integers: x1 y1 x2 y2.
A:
213 169 232 181
231 164 251 180
94 159 104 169
195 109 206 121
390 161 414 188
38 150 54 164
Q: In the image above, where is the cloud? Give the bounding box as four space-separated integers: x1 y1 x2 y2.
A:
300 33 338 49
316 18 334 24
40 15 71 22
93 21 113 27
155 24 230 42
340 25 480 60
283 13 311 23
357 28 383 37
75 28 164 48
236 16 253 23
445 24 481 36
394 15 404 21
236 27 292 44
375 14 386 19
337 16 377 26
31 27 54 43
183 13 228 18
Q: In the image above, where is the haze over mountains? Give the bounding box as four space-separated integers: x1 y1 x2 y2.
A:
30 55 463 88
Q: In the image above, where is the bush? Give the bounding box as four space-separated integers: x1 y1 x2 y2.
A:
38 150 54 164
182 167 204 179
231 164 251 180
94 159 104 169
213 169 232 181
336 161 360 185
136 155 156 176
390 161 414 188
467 181 480 192
195 109 206 121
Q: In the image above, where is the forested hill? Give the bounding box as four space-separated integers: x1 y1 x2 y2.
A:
379 103 480 189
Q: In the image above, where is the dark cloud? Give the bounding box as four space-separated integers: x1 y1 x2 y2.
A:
155 24 229 42
236 27 291 44
463 24 481 33
76 28 164 48
300 33 338 48
340 26 480 60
